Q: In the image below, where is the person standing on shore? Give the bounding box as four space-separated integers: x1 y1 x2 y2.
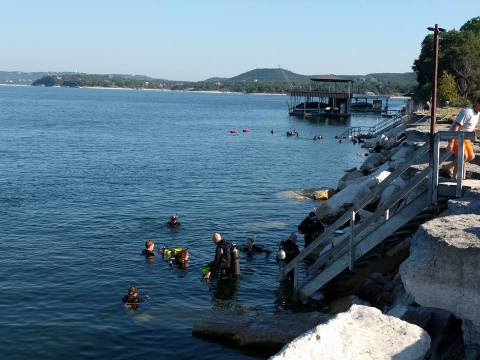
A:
443 97 480 178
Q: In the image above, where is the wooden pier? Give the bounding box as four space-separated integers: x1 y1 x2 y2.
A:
288 75 353 117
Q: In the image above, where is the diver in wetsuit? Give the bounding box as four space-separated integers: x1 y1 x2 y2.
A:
141 239 155 258
204 233 240 280
239 236 271 255
170 248 189 269
167 213 180 228
298 211 325 248
278 233 300 283
122 287 142 310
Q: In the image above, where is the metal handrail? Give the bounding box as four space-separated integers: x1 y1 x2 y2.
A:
281 141 430 278
281 131 475 291
338 114 408 139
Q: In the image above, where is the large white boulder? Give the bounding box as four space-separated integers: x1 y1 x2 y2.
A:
317 171 390 224
400 213 480 324
270 305 430 360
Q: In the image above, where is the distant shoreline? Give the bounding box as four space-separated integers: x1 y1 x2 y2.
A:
0 83 287 96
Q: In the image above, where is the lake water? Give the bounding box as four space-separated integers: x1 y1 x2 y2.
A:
0 86 404 359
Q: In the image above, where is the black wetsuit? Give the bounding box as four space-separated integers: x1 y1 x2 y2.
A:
211 240 230 277
298 215 325 247
240 244 271 255
167 221 181 228
280 239 300 282
281 240 300 264
141 249 155 257
122 294 142 309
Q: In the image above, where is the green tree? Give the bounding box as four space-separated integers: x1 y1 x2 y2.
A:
460 16 480 33
413 17 480 101
438 71 458 105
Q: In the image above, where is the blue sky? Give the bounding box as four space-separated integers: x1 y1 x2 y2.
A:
0 0 478 80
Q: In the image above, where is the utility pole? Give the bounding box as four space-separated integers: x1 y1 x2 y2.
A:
427 24 446 159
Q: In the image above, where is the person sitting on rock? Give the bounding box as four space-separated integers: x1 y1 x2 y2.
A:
141 239 155 258
298 211 325 248
239 236 271 255
167 213 180 227
122 286 142 310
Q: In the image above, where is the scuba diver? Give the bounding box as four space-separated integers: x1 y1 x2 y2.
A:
141 239 156 258
278 233 300 264
170 248 190 269
298 211 325 248
239 236 271 255
167 213 180 228
286 129 299 137
277 233 300 283
204 233 240 280
122 287 142 310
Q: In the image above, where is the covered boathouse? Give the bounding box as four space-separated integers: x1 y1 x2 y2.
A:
288 75 353 117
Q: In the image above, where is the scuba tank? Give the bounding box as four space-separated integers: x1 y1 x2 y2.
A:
230 242 240 277
277 248 286 261
277 241 287 261
277 243 286 281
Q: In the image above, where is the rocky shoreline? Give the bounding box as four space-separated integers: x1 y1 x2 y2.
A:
193 114 480 359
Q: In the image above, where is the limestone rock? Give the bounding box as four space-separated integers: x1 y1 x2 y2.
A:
389 143 415 170
270 305 430 360
312 187 335 200
317 170 390 224
378 177 406 211
337 169 364 190
360 152 387 172
446 188 480 216
463 319 480 348
400 213 480 324
328 295 370 314
192 311 330 352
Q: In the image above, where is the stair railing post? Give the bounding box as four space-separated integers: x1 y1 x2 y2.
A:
349 210 355 270
293 264 298 291
456 132 465 197
431 133 440 204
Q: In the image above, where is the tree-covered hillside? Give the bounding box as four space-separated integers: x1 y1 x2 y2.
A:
30 68 417 95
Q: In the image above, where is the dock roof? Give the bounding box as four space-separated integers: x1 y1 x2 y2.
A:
310 75 353 83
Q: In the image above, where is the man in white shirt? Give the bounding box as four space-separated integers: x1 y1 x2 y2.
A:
444 97 480 178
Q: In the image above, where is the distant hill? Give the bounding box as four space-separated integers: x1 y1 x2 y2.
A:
0 71 163 85
229 68 310 82
0 71 73 84
4 67 417 95
204 77 228 83
206 68 416 85
349 72 417 83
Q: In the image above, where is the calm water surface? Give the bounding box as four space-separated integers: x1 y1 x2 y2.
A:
0 86 402 359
